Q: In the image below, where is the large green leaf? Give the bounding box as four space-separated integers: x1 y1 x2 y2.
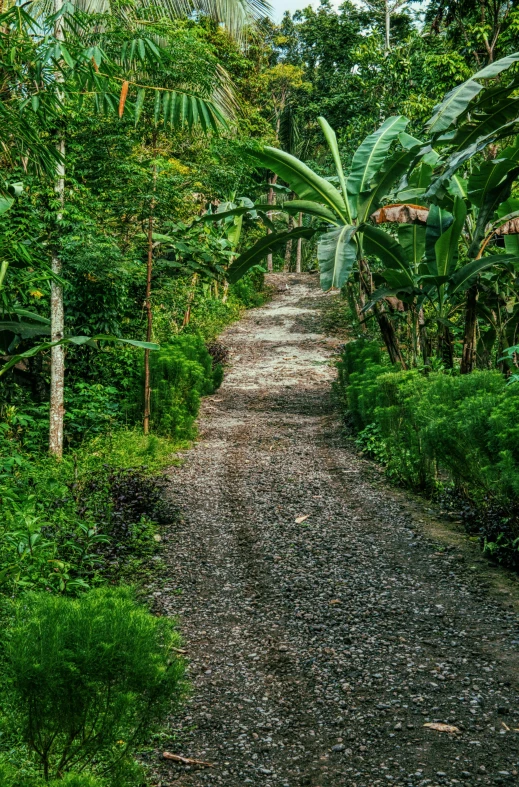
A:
282 200 340 225
0 335 159 377
254 147 348 222
467 138 519 207
434 196 467 278
362 225 414 285
347 116 409 216
427 80 483 135
452 96 519 151
318 117 352 222
425 205 453 267
227 227 315 283
473 53 519 79
449 254 518 294
358 147 418 222
398 224 426 269
317 225 357 291
0 196 14 216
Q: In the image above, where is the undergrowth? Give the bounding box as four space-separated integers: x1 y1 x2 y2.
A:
337 338 519 570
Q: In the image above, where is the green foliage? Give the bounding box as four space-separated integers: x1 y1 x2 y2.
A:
338 339 519 564
5 587 185 780
0 765 107 787
145 335 221 438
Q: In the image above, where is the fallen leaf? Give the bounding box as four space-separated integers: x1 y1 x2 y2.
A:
329 598 341 605
423 722 460 734
295 514 309 524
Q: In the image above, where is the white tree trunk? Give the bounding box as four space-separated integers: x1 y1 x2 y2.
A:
49 0 65 458
295 212 302 273
385 0 391 53
266 175 277 272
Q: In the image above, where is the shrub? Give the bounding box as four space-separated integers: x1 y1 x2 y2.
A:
337 339 519 566
146 335 221 438
0 766 106 786
5 587 186 780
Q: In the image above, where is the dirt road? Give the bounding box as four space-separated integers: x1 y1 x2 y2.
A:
153 275 519 787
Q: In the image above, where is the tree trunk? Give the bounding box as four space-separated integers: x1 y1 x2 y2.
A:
418 307 431 365
49 0 65 458
266 175 278 272
295 212 303 273
143 137 157 435
182 273 198 328
438 322 454 368
460 283 479 374
143 211 154 435
284 214 294 271
359 257 406 367
375 307 407 368
384 0 391 53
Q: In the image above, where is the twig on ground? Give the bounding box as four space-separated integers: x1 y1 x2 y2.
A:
163 752 214 768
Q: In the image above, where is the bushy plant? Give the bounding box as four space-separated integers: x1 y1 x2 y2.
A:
5 587 185 781
0 764 107 786
145 335 221 438
338 339 519 566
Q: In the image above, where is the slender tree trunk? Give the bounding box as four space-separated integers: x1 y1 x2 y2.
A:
438 322 454 368
346 281 366 332
295 212 303 273
143 212 154 435
418 307 431 365
284 214 294 271
359 257 406 367
49 0 65 458
143 135 157 435
460 283 479 374
266 175 277 272
182 273 198 328
384 0 391 53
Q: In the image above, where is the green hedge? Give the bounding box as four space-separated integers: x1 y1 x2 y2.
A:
337 339 519 563
145 335 222 438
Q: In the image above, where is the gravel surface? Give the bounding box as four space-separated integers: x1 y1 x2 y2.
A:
151 275 519 787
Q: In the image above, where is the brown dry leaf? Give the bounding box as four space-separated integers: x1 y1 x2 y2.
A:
497 217 519 235
423 722 461 734
329 598 341 605
118 81 129 118
371 203 429 225
295 514 310 523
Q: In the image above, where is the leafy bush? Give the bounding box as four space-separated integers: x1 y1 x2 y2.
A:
5 587 185 781
0 764 106 786
0 432 180 595
337 339 519 567
145 335 221 438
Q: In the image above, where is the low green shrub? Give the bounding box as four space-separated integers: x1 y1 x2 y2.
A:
0 765 106 786
5 587 185 781
0 432 180 596
145 335 221 438
337 339 519 567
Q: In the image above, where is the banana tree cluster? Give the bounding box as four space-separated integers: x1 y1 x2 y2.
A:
216 50 519 373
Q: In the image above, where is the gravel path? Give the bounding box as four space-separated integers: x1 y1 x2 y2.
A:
153 275 519 787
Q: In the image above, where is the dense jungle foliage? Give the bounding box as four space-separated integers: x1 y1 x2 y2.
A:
1 0 519 781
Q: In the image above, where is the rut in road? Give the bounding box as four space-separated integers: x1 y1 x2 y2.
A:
152 275 519 787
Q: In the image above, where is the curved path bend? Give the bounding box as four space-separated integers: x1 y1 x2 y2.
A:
153 275 519 787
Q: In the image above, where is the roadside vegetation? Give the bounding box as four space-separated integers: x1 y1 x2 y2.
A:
1 0 519 781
